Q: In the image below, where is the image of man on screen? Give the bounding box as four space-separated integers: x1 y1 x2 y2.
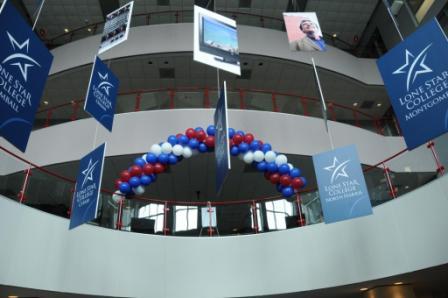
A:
291 18 326 51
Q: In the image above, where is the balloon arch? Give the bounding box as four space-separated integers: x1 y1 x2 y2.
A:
114 126 307 199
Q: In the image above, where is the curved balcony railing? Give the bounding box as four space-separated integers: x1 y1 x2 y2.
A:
43 10 357 54
0 131 445 236
35 87 400 136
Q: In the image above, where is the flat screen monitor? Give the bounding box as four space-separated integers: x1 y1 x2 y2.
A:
199 15 240 65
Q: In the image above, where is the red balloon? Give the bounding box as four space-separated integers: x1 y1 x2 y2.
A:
280 174 292 186
243 133 254 144
185 128 196 139
120 170 131 182
269 173 280 184
258 140 263 146
154 163 165 174
205 136 215 147
130 165 142 177
176 133 183 138
233 134 243 145
143 163 154 175
292 177 304 190
229 139 235 148
197 130 206 141
114 179 122 190
264 172 271 180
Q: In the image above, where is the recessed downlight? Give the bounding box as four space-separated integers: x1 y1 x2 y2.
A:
377 102 382 107
64 28 69 33
353 102 358 107
394 282 404 285
332 33 338 38
43 100 49 105
360 287 368 291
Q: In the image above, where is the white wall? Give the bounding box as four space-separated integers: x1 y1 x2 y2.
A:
1 175 447 297
0 109 436 175
49 24 383 85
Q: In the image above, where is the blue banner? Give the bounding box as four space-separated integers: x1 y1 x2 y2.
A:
377 18 448 150
70 143 106 229
214 81 231 195
84 56 119 131
313 145 372 224
0 1 53 152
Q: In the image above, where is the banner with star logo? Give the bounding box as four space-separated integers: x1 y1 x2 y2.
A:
70 143 106 229
377 18 448 150
84 56 119 131
0 0 53 152
312 144 372 224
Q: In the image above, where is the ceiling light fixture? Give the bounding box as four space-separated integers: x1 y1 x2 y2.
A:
332 33 337 38
394 282 404 285
87 28 92 32
64 28 69 33
377 103 382 107
43 100 49 105
353 102 358 107
360 287 368 291
8 296 19 298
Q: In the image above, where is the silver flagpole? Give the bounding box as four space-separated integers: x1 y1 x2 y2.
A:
32 0 46 31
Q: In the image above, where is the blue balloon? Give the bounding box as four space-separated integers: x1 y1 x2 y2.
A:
178 134 189 145
158 153 169 164
195 127 203 132
282 186 294 197
140 175 152 186
290 168 301 178
149 174 157 182
261 143 272 153
207 125 216 136
198 143 208 153
129 176 140 187
146 153 157 164
250 140 260 151
238 142 249 153
236 130 245 136
228 128 235 138
276 183 284 192
167 135 178 146
267 162 278 173
119 182 131 194
278 164 290 175
230 146 239 156
299 176 307 187
257 161 267 172
168 154 178 165
134 157 146 167
188 138 199 149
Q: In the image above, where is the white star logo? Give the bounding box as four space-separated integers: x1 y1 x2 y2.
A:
81 158 98 188
97 72 114 96
324 157 350 184
393 44 433 91
2 31 41 82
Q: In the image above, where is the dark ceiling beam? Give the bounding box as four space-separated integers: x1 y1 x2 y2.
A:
98 0 120 20
10 0 34 26
286 0 307 12
195 0 214 10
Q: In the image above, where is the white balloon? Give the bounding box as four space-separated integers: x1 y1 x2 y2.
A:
243 152 254 164
275 154 288 166
183 147 193 158
172 144 184 156
112 191 123 203
161 142 172 154
288 163 294 170
150 144 162 156
133 186 145 195
264 151 276 163
253 150 264 162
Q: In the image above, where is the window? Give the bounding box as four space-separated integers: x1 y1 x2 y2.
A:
174 206 198 232
250 203 263 232
138 203 164 233
265 199 293 230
